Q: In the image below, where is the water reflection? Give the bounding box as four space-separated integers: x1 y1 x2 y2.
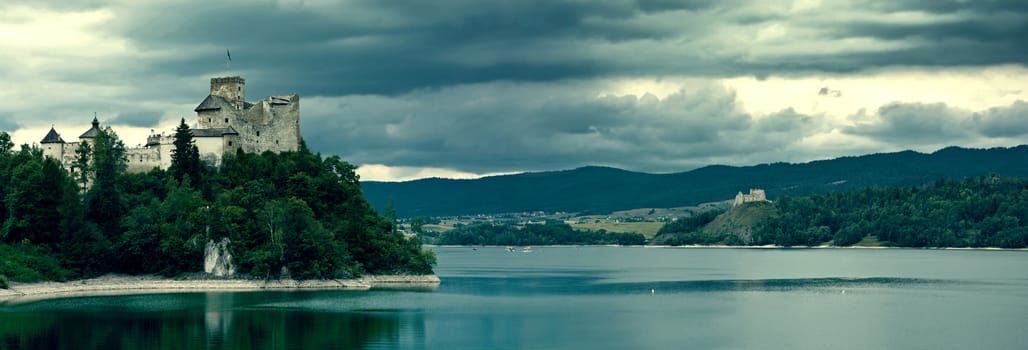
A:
2 247 1027 350
0 291 418 350
205 293 227 345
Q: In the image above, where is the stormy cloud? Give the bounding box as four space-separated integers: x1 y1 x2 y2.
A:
1 0 1026 180
302 81 823 173
844 100 1028 145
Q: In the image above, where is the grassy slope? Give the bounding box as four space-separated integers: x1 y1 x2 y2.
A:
648 202 777 245
700 202 778 244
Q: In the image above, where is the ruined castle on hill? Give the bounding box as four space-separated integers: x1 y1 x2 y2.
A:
733 188 768 207
40 76 300 173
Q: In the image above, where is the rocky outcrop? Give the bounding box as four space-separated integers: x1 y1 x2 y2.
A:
204 238 235 277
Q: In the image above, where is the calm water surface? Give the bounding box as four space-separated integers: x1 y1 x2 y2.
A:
2 247 1027 349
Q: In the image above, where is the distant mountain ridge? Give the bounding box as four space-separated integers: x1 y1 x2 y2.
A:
361 145 1028 217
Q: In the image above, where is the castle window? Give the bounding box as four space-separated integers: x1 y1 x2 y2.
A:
208 118 212 123
228 141 233 146
275 140 279 145
225 118 229 123
256 131 260 137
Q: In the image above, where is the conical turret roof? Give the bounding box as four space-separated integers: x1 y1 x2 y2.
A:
79 116 101 139
41 126 65 144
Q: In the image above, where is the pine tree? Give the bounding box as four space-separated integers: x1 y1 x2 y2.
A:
73 141 92 192
169 118 202 186
85 127 126 240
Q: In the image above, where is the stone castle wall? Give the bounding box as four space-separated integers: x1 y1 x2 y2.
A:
197 77 300 154
125 146 165 173
210 76 246 109
733 189 768 207
237 94 301 154
42 76 300 174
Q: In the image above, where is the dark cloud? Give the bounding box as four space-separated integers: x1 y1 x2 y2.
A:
818 87 841 97
301 82 821 173
88 0 1026 97
844 102 974 144
108 110 163 128
3 0 1027 177
869 0 1028 15
843 100 1028 146
0 114 19 132
974 100 1028 137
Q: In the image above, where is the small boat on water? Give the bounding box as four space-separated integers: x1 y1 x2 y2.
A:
505 246 515 252
522 246 533 253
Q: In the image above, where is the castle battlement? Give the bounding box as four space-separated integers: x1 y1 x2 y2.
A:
733 188 768 207
41 76 301 173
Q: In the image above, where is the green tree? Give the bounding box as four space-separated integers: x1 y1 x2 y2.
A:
156 178 205 276
114 199 162 274
73 141 92 192
0 132 12 153
383 199 398 234
266 198 353 279
2 158 45 243
168 118 202 186
85 127 127 239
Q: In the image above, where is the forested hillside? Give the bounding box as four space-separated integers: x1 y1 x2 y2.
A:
657 177 1028 248
0 126 434 287
431 221 646 246
363 146 1028 217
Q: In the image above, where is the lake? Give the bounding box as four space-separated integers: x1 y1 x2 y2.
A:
2 247 1027 349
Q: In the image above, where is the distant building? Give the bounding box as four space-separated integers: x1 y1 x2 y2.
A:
733 189 768 207
41 76 300 174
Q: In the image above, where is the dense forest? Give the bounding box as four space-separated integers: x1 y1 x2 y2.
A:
0 124 434 287
363 146 1028 217
657 177 1028 248
432 221 646 246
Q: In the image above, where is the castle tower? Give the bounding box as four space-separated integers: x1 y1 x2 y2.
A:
79 116 101 142
210 76 245 110
40 126 66 161
197 76 246 129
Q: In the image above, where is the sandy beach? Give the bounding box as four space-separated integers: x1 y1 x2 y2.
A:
0 274 440 304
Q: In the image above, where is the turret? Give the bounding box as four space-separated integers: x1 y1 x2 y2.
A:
197 76 246 129
210 76 246 110
40 126 66 161
79 116 100 142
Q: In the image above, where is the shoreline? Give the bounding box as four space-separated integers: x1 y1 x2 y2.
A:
0 274 440 304
427 244 1028 251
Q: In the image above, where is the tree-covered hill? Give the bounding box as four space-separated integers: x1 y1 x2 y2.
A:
362 146 1028 217
656 176 1028 248
0 127 434 286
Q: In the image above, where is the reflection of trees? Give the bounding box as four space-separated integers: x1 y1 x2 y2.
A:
224 310 404 349
0 293 415 349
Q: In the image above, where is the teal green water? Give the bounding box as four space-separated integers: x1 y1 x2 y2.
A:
2 247 1027 349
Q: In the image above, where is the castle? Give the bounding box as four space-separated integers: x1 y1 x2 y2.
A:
733 189 768 207
40 76 300 173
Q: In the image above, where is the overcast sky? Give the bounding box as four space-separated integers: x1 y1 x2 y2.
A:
2 0 1026 181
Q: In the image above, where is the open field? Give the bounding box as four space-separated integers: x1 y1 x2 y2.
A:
607 202 729 219
410 203 735 239
569 221 665 238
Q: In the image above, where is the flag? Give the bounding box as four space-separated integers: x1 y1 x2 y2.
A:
226 49 232 61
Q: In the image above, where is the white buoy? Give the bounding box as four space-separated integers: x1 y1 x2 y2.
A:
651 288 655 295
